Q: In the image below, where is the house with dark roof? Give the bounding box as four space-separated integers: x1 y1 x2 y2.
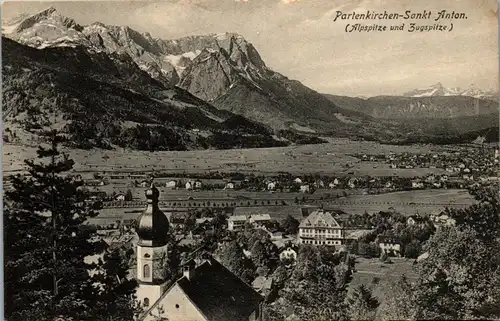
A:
139 258 263 321
407 215 426 226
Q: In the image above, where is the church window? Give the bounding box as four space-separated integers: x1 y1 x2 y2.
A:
175 304 180 309
144 253 151 258
144 264 151 278
144 298 149 307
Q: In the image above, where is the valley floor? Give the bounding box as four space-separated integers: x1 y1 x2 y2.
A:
3 139 456 176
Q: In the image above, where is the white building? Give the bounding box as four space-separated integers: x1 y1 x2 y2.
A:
298 210 345 247
249 214 271 226
299 184 310 193
412 181 424 189
227 214 271 231
378 236 402 256
186 180 203 190
267 181 277 191
328 178 340 189
166 180 178 189
279 246 298 261
115 193 126 201
228 215 249 231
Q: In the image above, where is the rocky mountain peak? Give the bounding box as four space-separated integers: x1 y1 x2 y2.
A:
403 82 498 100
12 6 81 34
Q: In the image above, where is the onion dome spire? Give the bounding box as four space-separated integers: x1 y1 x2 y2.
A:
135 182 169 247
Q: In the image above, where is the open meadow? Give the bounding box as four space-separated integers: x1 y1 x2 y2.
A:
3 139 453 176
4 140 477 225
324 189 476 215
87 188 476 226
349 257 418 315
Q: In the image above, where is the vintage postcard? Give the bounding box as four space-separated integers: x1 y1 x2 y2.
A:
2 0 499 320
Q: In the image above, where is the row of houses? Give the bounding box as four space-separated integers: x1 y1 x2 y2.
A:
136 179 238 190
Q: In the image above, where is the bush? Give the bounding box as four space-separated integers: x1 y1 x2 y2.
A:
404 240 422 259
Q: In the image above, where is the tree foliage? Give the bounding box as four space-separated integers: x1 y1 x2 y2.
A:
4 132 137 320
346 284 379 321
281 215 300 235
89 247 139 320
379 186 500 320
278 246 354 321
216 240 255 284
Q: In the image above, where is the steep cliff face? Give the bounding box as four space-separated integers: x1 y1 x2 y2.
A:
179 49 236 102
176 33 372 132
3 8 366 133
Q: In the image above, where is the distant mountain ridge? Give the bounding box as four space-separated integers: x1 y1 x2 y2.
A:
324 94 498 119
403 82 498 101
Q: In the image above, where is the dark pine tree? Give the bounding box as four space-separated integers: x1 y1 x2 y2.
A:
89 246 140 320
3 130 129 320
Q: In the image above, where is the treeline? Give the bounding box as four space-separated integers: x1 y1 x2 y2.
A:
345 211 435 259
377 126 500 145
64 121 289 151
277 129 327 145
198 131 288 149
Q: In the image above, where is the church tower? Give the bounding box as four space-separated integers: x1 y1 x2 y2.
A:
135 183 170 309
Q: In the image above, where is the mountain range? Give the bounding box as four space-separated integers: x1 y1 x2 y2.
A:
323 94 498 119
402 82 498 101
2 7 498 149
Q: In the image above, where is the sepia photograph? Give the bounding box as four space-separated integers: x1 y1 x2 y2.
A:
1 0 499 320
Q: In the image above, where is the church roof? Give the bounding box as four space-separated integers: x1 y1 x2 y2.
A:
135 183 169 247
176 259 263 321
143 257 262 321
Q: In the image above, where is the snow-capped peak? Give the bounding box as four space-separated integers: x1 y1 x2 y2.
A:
403 83 497 100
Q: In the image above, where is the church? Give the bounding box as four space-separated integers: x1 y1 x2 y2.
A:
135 183 263 321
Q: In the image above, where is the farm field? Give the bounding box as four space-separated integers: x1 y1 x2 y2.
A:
80 184 353 202
3 139 452 176
324 189 476 215
88 188 475 226
88 205 310 226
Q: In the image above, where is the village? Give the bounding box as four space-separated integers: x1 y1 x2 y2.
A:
87 178 465 320
64 144 498 319
75 146 498 206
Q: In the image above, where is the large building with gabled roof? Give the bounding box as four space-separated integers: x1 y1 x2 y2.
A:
297 209 345 247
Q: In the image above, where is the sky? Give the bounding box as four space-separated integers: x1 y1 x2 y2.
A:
2 0 498 96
